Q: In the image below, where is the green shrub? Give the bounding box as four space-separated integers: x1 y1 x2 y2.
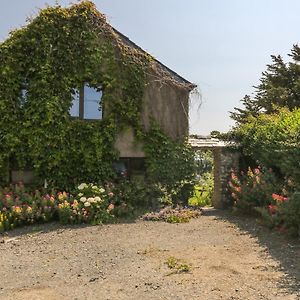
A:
189 173 213 207
234 108 300 188
144 125 196 206
279 192 300 237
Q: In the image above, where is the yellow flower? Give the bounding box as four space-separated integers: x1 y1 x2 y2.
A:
13 206 22 214
58 192 68 201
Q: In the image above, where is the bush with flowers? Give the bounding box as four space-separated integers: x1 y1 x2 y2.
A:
228 166 278 213
278 192 300 237
259 192 300 237
0 182 116 232
0 183 58 232
254 193 289 229
228 167 300 237
57 183 115 225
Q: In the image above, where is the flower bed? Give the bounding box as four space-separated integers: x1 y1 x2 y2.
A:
142 206 202 223
0 182 116 232
228 167 300 237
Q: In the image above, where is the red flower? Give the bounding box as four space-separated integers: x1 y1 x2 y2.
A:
272 193 288 204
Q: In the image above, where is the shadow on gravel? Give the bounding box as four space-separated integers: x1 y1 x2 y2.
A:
202 208 300 297
0 213 143 239
0 222 90 239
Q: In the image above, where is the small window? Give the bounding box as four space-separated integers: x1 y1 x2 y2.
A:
19 83 28 107
70 89 80 117
69 85 103 120
84 85 103 120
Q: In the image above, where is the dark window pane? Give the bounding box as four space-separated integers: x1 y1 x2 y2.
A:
84 85 103 120
70 89 80 117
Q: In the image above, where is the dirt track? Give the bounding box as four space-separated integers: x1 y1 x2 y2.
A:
0 209 299 300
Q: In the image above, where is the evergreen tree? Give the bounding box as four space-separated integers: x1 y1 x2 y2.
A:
230 95 260 125
231 44 300 126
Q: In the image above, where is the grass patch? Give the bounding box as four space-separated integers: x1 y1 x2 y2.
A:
165 256 191 274
188 183 212 207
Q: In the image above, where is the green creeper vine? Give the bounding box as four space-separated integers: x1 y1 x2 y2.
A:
0 1 194 192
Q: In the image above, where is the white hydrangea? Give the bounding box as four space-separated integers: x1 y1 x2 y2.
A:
78 183 88 190
99 188 105 193
84 202 91 207
78 193 83 197
80 197 87 203
92 186 98 190
87 197 95 203
94 196 102 203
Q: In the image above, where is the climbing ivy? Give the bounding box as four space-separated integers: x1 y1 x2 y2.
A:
143 124 196 203
0 1 194 191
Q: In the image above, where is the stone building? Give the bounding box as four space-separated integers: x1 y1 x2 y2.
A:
0 1 196 184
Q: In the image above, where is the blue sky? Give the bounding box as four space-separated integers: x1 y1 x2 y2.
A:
1 0 300 134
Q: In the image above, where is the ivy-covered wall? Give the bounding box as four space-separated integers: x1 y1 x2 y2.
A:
0 1 195 189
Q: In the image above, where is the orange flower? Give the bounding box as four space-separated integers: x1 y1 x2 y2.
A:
107 203 115 212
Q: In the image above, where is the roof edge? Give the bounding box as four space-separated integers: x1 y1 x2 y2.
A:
112 28 196 90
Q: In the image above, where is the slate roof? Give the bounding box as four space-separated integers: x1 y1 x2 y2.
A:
113 28 196 90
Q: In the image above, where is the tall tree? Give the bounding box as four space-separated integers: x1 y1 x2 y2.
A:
231 45 300 126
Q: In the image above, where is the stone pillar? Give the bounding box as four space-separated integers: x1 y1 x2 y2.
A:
212 148 222 208
212 148 240 209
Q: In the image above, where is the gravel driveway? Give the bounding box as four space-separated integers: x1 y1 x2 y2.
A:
0 209 299 300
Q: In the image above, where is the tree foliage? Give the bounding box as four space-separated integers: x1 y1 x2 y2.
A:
234 108 300 186
228 44 300 188
231 45 300 126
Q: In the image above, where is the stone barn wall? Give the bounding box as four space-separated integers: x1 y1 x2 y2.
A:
141 74 190 141
115 73 191 157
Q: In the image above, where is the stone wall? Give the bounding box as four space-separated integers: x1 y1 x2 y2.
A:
212 148 240 209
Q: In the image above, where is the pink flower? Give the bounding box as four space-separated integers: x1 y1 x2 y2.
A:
268 204 277 215
231 173 238 180
254 168 260 174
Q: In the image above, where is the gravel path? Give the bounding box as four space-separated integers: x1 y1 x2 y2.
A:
0 209 299 300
